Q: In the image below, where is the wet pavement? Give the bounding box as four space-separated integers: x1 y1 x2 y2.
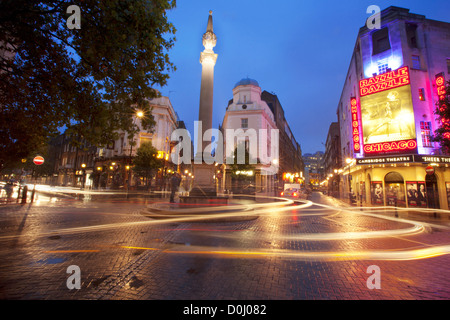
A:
0 189 450 302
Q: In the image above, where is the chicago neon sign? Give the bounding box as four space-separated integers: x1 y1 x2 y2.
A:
359 66 410 97
363 139 417 154
350 97 361 153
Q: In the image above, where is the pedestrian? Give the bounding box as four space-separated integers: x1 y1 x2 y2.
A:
169 172 181 203
4 181 14 203
21 185 28 204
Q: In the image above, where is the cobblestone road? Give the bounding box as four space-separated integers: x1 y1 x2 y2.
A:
1 192 449 302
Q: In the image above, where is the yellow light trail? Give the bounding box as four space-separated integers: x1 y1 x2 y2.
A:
160 244 450 262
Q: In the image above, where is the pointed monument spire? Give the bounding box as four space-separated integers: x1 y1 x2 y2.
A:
202 10 217 52
207 10 213 33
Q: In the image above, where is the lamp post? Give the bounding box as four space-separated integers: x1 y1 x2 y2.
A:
127 110 144 190
81 163 86 189
346 158 353 204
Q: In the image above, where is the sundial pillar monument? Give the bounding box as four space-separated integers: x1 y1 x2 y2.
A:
191 10 218 196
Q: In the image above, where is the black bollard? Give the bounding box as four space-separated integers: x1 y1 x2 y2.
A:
21 185 28 204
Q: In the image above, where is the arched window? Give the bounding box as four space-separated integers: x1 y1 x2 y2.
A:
384 172 406 207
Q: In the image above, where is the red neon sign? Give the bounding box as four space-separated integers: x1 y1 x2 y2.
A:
359 66 410 97
436 73 448 129
363 139 417 154
436 75 446 102
350 97 361 153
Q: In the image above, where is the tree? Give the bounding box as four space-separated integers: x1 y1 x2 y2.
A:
132 141 163 189
0 0 176 166
433 79 450 154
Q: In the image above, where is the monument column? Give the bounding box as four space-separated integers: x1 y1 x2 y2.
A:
191 11 218 196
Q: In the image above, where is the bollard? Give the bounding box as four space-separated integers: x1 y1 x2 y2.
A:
17 186 21 203
30 185 35 203
21 185 28 204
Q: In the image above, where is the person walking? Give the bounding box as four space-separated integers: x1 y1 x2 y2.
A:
169 172 181 203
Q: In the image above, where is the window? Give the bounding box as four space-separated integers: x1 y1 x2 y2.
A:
378 62 389 74
447 59 450 75
418 88 425 101
372 28 391 55
412 55 421 69
420 121 432 147
406 23 418 48
241 118 248 129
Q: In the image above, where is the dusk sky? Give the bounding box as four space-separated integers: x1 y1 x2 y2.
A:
155 0 450 155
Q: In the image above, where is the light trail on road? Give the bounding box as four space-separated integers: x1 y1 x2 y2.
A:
2 194 450 262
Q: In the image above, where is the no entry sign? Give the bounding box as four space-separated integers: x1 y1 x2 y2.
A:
33 156 45 165
425 165 434 175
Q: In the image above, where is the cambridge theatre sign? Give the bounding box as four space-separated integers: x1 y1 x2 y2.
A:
356 155 450 165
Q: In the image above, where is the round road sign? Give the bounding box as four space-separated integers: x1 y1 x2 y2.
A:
33 156 45 165
425 165 434 175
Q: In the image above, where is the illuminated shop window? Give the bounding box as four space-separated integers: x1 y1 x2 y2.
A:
420 121 432 147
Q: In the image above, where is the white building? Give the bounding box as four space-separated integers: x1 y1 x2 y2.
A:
221 78 278 194
99 95 178 161
95 94 178 188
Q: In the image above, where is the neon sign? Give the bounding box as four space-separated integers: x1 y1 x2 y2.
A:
436 75 446 100
359 66 410 97
350 97 361 153
363 139 417 154
436 73 449 128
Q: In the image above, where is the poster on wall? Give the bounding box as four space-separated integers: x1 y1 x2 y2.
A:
359 67 417 155
371 181 383 205
406 181 418 207
407 181 427 208
406 181 427 207
417 182 427 208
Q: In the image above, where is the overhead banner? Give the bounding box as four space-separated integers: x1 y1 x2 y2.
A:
359 66 416 155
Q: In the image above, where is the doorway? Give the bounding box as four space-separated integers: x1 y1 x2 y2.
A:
425 173 440 209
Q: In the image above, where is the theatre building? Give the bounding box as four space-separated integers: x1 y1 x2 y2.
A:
337 6 450 209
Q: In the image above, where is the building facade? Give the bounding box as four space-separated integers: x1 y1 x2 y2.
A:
221 78 278 194
52 134 98 188
337 6 450 208
323 122 342 196
261 91 304 191
302 151 324 189
94 94 179 189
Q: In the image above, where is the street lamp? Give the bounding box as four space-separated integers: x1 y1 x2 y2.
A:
346 158 353 204
127 110 144 190
81 163 86 189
